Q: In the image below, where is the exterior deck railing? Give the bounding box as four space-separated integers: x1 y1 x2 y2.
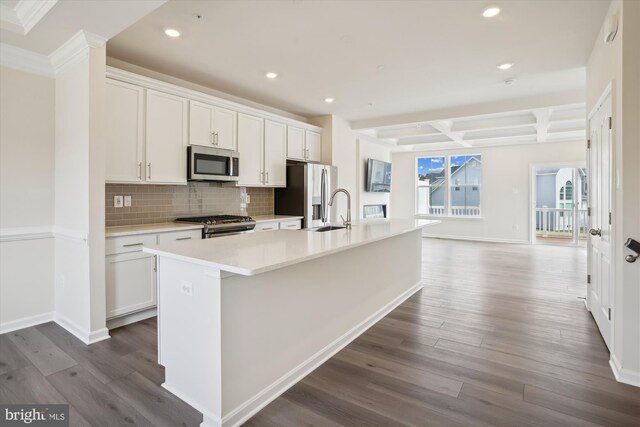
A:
535 207 588 238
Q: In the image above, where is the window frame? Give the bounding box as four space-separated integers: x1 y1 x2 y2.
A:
415 154 483 219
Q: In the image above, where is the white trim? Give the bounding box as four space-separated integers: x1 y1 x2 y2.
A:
0 0 57 35
422 234 530 245
50 30 106 76
106 67 322 133
588 81 613 120
54 313 110 345
53 227 88 244
221 281 423 427
0 226 54 242
609 354 640 387
0 312 54 335
0 43 54 77
107 308 157 330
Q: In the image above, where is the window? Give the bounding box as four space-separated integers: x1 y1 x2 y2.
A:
416 154 482 217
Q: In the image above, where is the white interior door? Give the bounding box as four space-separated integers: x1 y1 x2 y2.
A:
588 90 613 349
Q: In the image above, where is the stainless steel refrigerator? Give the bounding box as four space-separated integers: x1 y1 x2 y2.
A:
274 163 338 229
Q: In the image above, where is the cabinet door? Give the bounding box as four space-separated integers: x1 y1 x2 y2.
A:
213 106 237 150
105 80 144 182
146 90 188 184
254 221 279 232
287 126 305 160
305 130 322 162
237 114 264 186
106 252 156 319
189 100 215 147
264 120 286 186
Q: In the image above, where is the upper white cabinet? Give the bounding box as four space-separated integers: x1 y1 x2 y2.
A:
287 126 321 163
105 80 144 182
238 114 286 187
189 100 237 150
237 114 264 187
145 90 188 184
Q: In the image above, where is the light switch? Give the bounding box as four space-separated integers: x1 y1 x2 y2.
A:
124 195 132 207
114 196 123 208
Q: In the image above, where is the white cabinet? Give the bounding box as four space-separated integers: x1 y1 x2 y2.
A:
237 115 286 187
253 218 301 232
280 219 302 230
287 126 321 163
105 80 188 185
105 229 202 323
305 130 322 162
189 100 237 150
105 79 144 182
106 252 156 319
254 221 279 232
146 90 188 184
264 121 286 186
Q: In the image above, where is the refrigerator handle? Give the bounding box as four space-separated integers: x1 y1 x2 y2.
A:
321 168 327 222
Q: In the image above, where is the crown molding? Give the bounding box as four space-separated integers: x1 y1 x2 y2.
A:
0 43 54 77
49 30 107 76
0 0 58 35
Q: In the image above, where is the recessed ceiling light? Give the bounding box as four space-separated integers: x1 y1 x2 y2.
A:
497 62 513 70
164 28 181 38
324 97 335 103
265 72 278 79
482 6 501 18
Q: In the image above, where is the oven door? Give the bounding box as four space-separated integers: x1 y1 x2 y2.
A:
188 146 239 181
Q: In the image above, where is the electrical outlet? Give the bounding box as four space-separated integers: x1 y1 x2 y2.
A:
114 196 123 208
246 195 250 203
180 280 193 296
124 195 132 207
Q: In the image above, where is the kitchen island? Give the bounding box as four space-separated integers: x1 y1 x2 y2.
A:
143 218 438 427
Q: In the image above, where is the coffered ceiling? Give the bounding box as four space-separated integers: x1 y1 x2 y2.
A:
106 0 610 122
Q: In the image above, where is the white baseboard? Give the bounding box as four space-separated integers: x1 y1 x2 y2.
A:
162 382 221 427
0 312 54 334
221 281 424 427
423 234 529 244
107 308 157 330
54 313 110 345
610 354 640 387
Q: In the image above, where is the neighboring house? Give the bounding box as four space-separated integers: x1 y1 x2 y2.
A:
535 168 587 230
430 156 482 208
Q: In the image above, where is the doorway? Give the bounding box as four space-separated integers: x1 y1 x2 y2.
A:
532 165 588 246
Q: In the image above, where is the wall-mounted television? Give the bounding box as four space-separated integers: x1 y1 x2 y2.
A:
366 159 391 192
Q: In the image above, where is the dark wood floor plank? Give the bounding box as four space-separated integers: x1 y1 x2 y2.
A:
107 371 202 427
36 322 134 384
118 349 165 386
524 384 640 427
0 366 90 427
6 327 77 376
246 395 346 427
0 334 32 375
47 365 154 427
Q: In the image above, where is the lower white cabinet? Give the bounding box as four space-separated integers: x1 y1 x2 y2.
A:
105 229 201 323
106 252 156 319
254 218 302 232
254 221 279 232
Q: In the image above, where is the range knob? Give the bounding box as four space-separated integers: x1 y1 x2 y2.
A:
206 220 212 225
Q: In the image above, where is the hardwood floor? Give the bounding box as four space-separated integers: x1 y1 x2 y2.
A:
2 238 640 426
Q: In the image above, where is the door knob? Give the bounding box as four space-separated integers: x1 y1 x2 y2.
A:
589 228 602 236
624 238 640 263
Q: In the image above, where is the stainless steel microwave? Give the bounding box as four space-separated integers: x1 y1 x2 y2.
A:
187 146 239 182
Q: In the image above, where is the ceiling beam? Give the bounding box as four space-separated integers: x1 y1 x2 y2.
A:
430 121 471 148
534 108 551 142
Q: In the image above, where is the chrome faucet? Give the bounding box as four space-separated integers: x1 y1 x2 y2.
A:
328 188 352 230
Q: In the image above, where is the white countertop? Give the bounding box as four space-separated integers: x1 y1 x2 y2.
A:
251 215 303 223
106 222 203 237
143 218 439 276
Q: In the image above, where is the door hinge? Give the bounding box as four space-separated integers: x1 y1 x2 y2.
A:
587 207 591 216
608 117 612 130
587 139 591 149
609 212 612 225
587 274 591 284
608 308 612 320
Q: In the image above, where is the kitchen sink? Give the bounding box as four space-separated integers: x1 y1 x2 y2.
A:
311 225 346 232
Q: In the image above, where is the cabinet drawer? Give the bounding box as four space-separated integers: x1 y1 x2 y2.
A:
106 234 157 255
280 220 301 230
158 229 202 244
254 222 279 232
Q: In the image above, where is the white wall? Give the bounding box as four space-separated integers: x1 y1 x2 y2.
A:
356 134 392 219
392 140 586 243
587 0 640 386
0 66 56 332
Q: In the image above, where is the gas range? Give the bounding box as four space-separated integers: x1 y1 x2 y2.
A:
175 214 256 239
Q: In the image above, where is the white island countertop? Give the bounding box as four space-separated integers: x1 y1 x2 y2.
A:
143 218 439 276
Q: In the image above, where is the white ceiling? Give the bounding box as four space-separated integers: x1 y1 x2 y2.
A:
106 0 610 122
